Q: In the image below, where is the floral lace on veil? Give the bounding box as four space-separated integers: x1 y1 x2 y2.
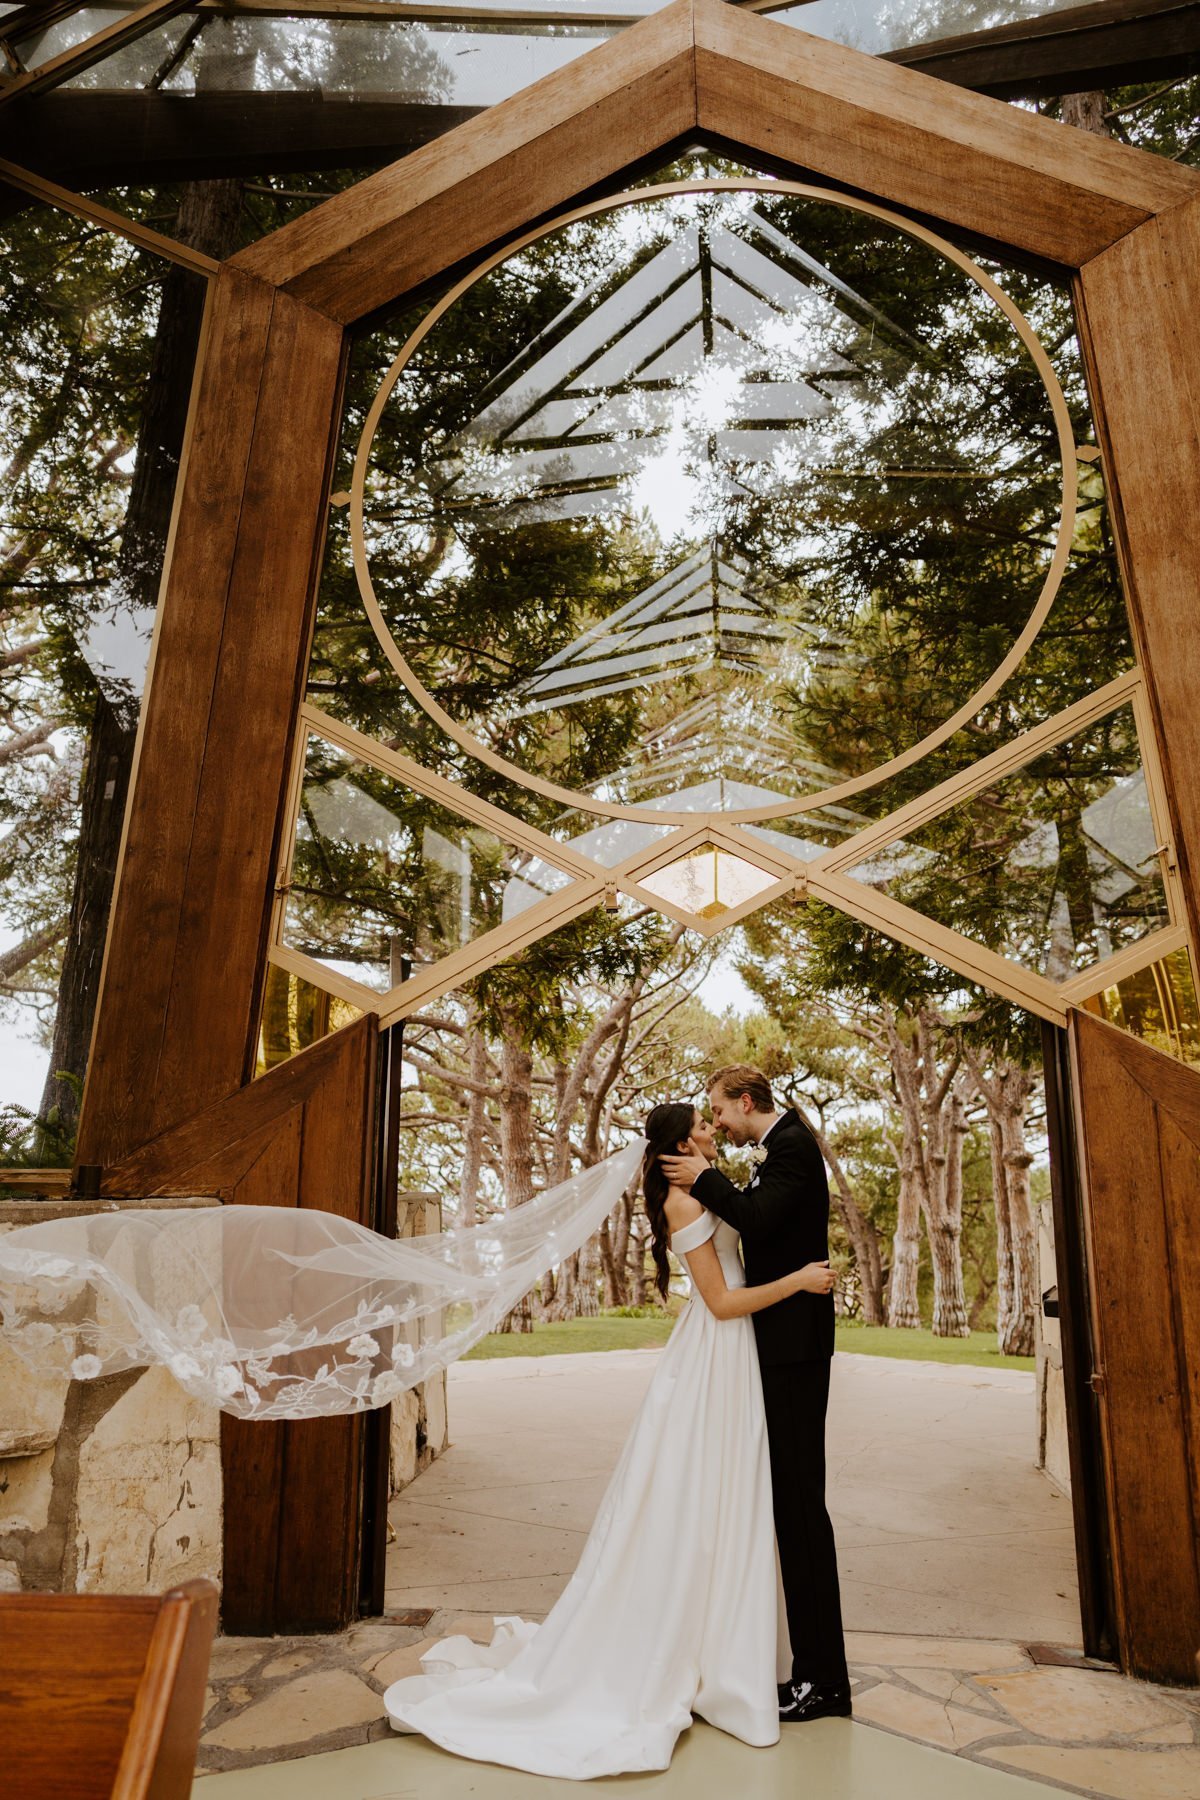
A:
0 1140 645 1420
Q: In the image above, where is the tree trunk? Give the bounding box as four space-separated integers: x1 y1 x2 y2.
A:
793 1101 885 1325
39 178 245 1146
928 1081 971 1338
498 1022 536 1332
968 1052 1037 1357
888 1162 923 1329
1060 91 1110 136
458 1018 490 1224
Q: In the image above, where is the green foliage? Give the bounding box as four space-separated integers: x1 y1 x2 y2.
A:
0 1071 82 1168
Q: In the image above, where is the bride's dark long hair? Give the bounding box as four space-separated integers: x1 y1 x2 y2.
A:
642 1102 698 1303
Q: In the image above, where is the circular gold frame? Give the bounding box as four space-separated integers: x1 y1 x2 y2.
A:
351 178 1078 827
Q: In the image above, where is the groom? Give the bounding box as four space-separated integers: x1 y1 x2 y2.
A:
660 1063 851 1724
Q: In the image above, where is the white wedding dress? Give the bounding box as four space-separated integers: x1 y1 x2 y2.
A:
383 1209 786 1778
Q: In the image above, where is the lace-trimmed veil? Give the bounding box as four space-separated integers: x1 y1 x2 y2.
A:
0 1139 646 1420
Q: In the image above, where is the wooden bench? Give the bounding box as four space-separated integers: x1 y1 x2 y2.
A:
0 1578 218 1799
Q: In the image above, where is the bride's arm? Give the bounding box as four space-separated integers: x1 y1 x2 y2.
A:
665 1191 833 1321
683 1238 831 1321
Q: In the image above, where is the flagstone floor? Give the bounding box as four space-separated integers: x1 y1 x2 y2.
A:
194 1352 1200 1799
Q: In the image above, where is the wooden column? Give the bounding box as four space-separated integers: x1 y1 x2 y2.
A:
1068 1008 1200 1684
1076 196 1200 956
75 268 347 1172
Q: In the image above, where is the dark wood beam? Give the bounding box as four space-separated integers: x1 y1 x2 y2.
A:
0 91 482 181
886 0 1200 101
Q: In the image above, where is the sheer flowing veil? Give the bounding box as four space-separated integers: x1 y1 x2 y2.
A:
0 1138 646 1420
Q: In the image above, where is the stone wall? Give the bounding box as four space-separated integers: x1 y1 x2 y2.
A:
1035 1195 1071 1496
0 1198 223 1598
1 1186 448 1601
389 1189 449 1495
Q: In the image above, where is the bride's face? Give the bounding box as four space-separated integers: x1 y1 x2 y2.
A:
685 1111 718 1163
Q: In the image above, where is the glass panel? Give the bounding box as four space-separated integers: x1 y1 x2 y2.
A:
15 6 139 69
54 14 616 102
775 0 1095 57
255 961 363 1076
282 736 585 991
1081 946 1200 1071
0 199 184 1162
638 844 779 922
357 184 1070 814
846 705 1170 980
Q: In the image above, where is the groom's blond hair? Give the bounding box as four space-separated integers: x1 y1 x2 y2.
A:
709 1065 774 1113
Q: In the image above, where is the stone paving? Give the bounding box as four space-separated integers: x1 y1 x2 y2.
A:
194 1351 1200 1798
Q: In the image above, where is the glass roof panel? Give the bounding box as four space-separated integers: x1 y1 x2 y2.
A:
14 6 137 68
356 182 1071 816
55 13 616 102
774 0 1103 56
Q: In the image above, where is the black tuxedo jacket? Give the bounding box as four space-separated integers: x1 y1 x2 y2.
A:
691 1109 835 1365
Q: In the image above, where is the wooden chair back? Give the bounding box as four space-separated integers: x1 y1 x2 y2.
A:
0 1578 218 1800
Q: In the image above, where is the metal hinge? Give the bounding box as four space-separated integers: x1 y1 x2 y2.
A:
1087 1369 1107 1397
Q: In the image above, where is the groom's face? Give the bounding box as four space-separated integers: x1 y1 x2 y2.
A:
708 1087 754 1146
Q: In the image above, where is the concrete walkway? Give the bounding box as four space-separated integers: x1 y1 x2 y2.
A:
386 1348 1081 1644
194 1351 1200 1798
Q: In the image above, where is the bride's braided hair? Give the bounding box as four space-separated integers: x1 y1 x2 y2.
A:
641 1102 698 1303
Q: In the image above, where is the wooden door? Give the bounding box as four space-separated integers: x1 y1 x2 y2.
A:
1068 1007 1200 1684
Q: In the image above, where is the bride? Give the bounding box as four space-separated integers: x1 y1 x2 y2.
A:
382 1100 837 1778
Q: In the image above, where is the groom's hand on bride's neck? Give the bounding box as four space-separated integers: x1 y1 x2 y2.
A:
660 1142 709 1190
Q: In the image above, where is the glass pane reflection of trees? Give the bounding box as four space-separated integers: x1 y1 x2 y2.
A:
282 737 585 991
847 705 1169 980
360 185 1066 816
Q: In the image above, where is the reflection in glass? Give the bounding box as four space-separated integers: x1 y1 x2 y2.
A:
847 705 1170 979
361 185 1066 813
256 962 363 1076
59 12 612 103
638 844 779 923
1081 947 1200 1070
283 737 582 991
775 0 1090 56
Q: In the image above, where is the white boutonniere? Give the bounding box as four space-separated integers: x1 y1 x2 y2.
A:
747 1145 768 1167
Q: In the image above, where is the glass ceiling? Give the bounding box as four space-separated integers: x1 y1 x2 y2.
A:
0 0 1129 105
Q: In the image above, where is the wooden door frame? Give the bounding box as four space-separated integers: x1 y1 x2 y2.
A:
57 0 1200 1664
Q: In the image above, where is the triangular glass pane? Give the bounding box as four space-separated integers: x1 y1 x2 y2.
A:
639 844 778 922
1082 945 1200 1070
845 705 1170 981
282 736 584 991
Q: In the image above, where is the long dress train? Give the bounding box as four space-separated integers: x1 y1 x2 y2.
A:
382 1210 784 1778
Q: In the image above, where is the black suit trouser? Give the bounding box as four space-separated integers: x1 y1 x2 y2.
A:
759 1357 848 1688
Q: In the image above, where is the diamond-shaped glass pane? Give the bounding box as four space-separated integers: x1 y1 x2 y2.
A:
283 736 581 990
846 705 1170 980
638 844 778 922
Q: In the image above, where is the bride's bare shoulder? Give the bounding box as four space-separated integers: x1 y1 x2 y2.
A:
663 1189 705 1234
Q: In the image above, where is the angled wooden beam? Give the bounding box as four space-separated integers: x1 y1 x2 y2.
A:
230 0 698 321
0 0 194 107
1075 193 1200 962
693 0 1199 266
886 0 1200 102
0 156 216 274
75 268 347 1169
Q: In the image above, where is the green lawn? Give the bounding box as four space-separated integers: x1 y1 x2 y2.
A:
463 1313 1033 1369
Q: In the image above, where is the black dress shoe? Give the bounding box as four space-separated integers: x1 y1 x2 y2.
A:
779 1679 853 1722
